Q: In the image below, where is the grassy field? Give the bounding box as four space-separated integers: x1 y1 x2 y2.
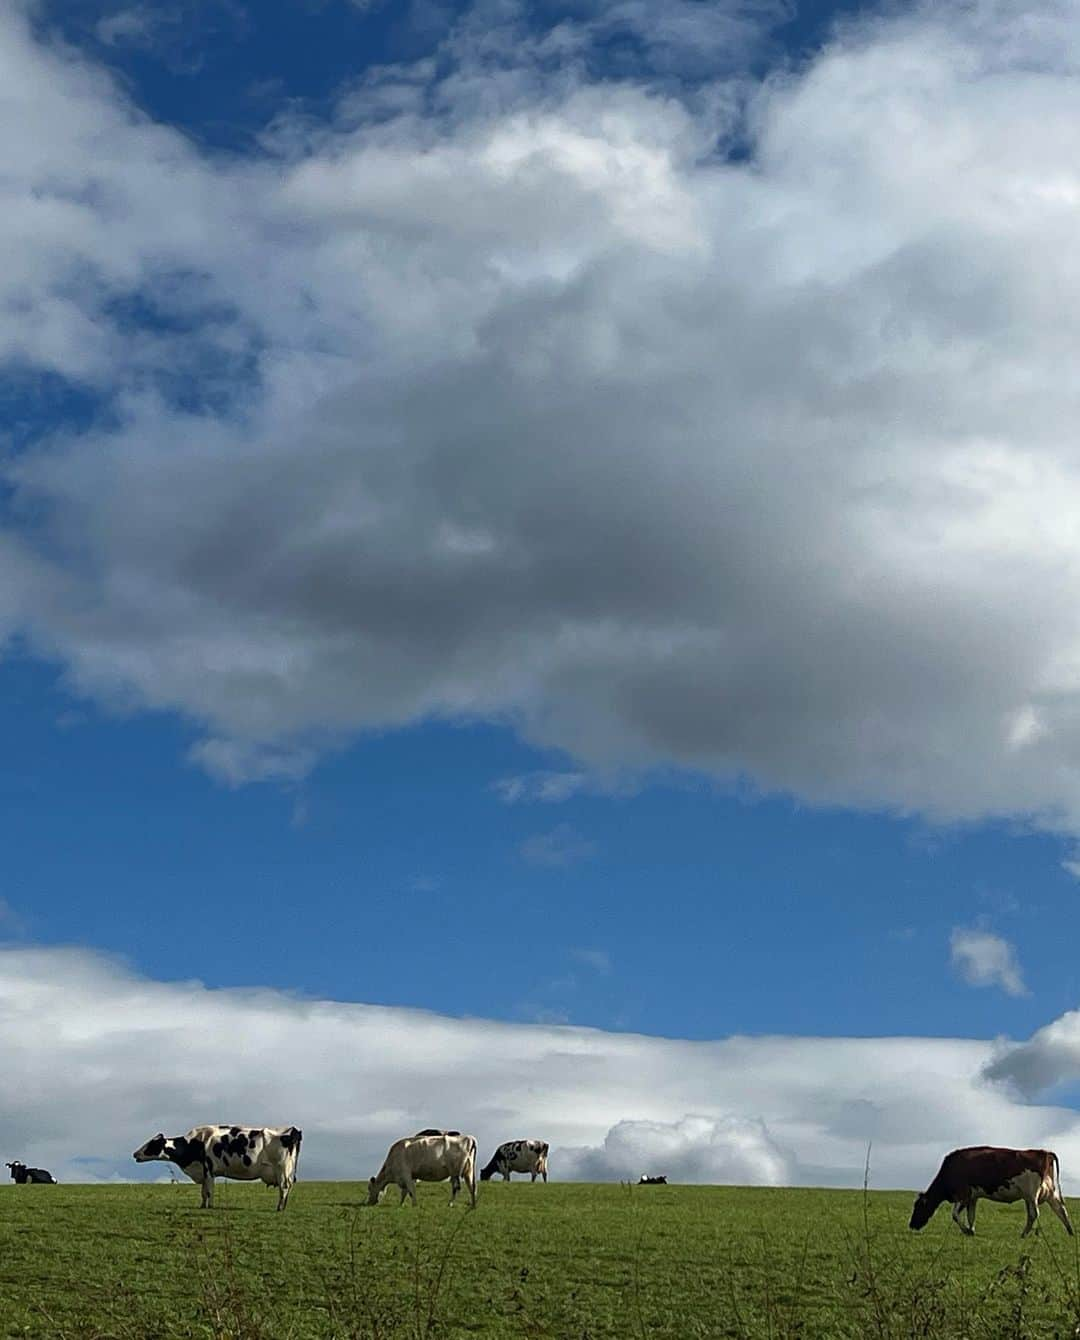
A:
4 1180 1080 1338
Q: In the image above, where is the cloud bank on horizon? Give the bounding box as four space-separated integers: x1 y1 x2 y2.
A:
6 0 1080 833
2 945 1079 1189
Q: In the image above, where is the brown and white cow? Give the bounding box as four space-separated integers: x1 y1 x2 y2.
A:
909 1146 1073 1237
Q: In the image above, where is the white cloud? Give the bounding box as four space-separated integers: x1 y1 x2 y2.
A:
570 947 612 974
12 3 1080 828
187 737 318 787
493 771 588 804
560 1114 794 1185
1 945 1079 1191
520 823 595 867
949 927 1028 997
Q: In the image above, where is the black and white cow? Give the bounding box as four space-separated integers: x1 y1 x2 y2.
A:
133 1125 302 1210
368 1131 478 1207
480 1140 549 1182
910 1146 1073 1237
638 1174 667 1185
6 1161 56 1184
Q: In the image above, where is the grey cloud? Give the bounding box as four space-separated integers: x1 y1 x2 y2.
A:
984 1010 1080 1098
9 5 1080 827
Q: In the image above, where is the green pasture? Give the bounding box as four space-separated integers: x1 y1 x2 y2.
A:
3 1180 1080 1338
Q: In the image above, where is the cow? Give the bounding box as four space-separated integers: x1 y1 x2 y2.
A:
638 1174 667 1185
133 1125 302 1210
910 1146 1073 1237
6 1162 56 1184
367 1131 478 1208
480 1140 549 1183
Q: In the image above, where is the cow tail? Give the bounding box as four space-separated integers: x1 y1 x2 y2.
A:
1054 1150 1063 1193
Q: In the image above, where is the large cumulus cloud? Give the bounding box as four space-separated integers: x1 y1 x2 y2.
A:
3 945 1080 1189
7 2 1080 827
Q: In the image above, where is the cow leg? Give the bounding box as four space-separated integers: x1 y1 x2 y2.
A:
403 1178 418 1208
503 1170 511 1181
1047 1191 1074 1235
201 1174 214 1210
467 1171 477 1209
276 1175 291 1211
1021 1196 1039 1237
966 1199 977 1233
449 1175 460 1206
952 1199 974 1235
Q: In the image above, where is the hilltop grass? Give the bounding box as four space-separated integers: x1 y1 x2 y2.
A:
3 1180 1080 1338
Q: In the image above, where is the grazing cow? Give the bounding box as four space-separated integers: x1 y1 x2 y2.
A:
480 1140 550 1182
910 1146 1073 1237
133 1125 302 1210
638 1175 667 1186
367 1131 477 1207
6 1162 56 1184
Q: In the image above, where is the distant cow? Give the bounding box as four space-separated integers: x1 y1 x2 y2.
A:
910 1146 1073 1237
6 1162 56 1184
480 1140 549 1182
368 1131 477 1207
133 1125 302 1210
638 1174 667 1186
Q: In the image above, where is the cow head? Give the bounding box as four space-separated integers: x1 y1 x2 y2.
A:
366 1176 381 1206
909 1193 936 1230
6 1161 25 1178
133 1134 169 1162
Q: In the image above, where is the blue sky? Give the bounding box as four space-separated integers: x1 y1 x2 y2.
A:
8 0 1080 1186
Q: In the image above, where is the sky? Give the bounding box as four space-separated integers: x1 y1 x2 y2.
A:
8 0 1080 1190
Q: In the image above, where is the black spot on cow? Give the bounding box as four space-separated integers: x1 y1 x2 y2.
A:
169 1136 207 1172
243 1155 251 1166
230 1127 241 1136
248 1133 258 1149
279 1127 302 1153
212 1141 224 1158
143 1135 167 1159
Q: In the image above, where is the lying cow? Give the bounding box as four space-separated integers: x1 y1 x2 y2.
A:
6 1161 56 1184
134 1125 302 1210
368 1130 477 1208
910 1146 1073 1237
480 1140 549 1182
639 1174 667 1185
